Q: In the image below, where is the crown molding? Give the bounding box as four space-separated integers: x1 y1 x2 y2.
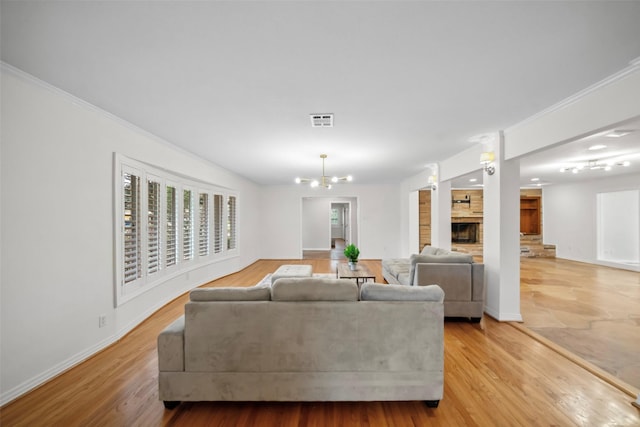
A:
505 58 640 134
1 61 241 181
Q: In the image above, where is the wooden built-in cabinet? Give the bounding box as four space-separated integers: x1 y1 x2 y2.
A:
520 197 541 235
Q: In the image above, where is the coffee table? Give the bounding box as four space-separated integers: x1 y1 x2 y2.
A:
337 263 376 287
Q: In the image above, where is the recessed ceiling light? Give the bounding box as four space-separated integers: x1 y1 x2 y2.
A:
469 178 477 182
531 177 540 182
605 130 632 138
588 144 607 151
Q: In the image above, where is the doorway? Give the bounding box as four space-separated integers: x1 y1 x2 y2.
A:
331 202 350 248
301 197 358 259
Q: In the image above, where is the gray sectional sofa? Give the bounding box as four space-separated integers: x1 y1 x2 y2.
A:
382 246 485 321
158 277 445 408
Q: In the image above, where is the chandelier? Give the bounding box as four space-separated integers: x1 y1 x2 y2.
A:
295 154 353 189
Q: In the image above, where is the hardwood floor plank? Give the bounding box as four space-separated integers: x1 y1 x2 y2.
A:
1 259 638 426
520 257 640 390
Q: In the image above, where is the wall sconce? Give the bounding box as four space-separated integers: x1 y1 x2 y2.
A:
427 174 437 190
480 151 495 175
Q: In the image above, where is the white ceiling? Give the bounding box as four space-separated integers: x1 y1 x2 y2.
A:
2 1 640 187
452 116 640 188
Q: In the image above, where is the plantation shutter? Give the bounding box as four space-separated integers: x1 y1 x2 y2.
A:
199 193 209 256
183 189 194 260
166 185 177 267
227 195 237 250
147 179 161 274
213 194 223 253
123 172 141 284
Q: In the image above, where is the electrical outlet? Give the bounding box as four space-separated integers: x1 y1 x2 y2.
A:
99 315 107 328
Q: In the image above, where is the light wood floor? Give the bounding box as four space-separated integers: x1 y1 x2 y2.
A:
519 257 640 390
1 259 639 426
303 238 347 260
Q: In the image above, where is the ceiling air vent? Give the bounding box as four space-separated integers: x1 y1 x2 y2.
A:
310 113 333 128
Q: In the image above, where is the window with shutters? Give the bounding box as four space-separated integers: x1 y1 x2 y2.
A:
147 178 161 275
227 195 237 250
115 155 239 306
123 171 142 284
183 189 194 261
213 194 223 253
166 185 177 267
199 193 210 257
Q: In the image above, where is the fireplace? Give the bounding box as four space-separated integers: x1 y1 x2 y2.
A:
452 222 478 243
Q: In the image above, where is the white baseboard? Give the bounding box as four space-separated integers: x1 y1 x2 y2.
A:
484 306 523 322
0 335 115 406
0 281 196 406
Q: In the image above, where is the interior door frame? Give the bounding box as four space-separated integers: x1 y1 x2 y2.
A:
331 201 352 246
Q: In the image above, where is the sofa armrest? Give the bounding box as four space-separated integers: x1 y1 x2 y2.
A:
409 253 473 286
414 263 473 301
472 264 485 302
158 315 185 372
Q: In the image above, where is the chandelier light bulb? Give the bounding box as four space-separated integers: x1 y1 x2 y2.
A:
295 177 301 184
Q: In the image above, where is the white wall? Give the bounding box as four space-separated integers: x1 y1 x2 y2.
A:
260 184 400 260
544 173 640 270
0 67 261 404
302 198 359 250
302 198 331 250
597 190 639 264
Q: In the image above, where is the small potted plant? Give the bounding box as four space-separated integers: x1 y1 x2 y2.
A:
343 244 360 270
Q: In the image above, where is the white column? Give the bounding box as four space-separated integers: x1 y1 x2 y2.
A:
482 132 522 321
431 179 452 250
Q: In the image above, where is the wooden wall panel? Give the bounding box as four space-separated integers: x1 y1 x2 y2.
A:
419 190 431 250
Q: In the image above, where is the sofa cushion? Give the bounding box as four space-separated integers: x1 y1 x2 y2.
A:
272 278 358 301
381 258 409 280
420 246 439 255
397 272 411 286
411 253 474 265
420 246 453 256
190 286 271 301
271 264 313 284
360 283 444 302
409 253 473 285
